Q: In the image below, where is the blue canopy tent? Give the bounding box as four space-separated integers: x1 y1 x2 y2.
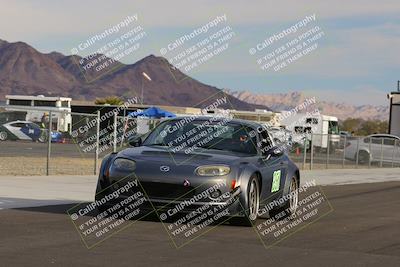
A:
128 106 176 119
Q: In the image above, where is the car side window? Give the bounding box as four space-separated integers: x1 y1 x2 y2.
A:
257 127 274 151
364 135 382 145
384 137 396 146
370 137 382 144
10 123 25 128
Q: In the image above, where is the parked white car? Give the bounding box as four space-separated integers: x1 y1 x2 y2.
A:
345 134 400 164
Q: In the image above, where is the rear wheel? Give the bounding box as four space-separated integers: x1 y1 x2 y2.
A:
288 177 299 215
358 150 370 165
0 131 7 141
230 175 260 226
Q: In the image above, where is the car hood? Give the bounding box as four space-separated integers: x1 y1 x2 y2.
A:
116 145 252 166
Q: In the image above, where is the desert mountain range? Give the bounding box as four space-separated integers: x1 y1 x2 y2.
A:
0 39 264 111
0 39 388 120
227 90 389 121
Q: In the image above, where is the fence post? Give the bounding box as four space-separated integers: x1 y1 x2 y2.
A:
355 137 360 168
113 112 117 153
368 137 372 168
380 138 384 168
342 135 346 168
94 111 100 175
46 111 52 176
392 140 396 168
310 133 314 170
326 134 330 169
302 137 307 170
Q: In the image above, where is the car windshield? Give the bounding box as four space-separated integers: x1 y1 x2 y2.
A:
143 119 258 155
328 121 339 134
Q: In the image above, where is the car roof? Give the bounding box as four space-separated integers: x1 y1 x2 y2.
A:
369 134 400 138
6 120 32 124
168 116 263 129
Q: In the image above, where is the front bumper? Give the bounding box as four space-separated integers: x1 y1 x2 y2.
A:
95 181 245 218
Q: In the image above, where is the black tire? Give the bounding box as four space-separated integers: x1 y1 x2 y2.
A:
269 176 299 220
0 131 7 141
230 174 260 226
358 150 370 165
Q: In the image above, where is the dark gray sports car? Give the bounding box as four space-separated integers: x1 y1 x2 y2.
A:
95 116 300 226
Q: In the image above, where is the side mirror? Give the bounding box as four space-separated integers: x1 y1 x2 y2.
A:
271 148 284 157
128 135 142 147
263 146 284 160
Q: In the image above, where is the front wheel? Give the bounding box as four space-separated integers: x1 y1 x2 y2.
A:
270 176 299 219
230 175 260 226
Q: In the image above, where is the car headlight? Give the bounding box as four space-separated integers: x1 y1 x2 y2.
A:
113 158 136 171
195 165 230 176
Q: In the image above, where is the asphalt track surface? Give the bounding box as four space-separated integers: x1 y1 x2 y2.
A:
0 182 399 266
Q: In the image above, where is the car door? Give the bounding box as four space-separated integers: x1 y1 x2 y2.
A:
371 135 395 162
395 138 400 163
383 136 400 163
368 135 383 161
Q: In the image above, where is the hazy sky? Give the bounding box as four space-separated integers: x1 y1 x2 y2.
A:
1 0 399 105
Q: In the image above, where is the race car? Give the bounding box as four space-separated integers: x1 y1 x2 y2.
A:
95 117 300 226
0 120 63 143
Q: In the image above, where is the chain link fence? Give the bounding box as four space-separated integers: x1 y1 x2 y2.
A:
1 106 399 175
0 107 161 176
285 133 400 170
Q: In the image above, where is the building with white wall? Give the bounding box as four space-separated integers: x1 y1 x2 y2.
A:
388 91 400 137
5 95 72 132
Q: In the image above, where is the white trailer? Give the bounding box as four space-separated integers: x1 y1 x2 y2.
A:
279 112 340 149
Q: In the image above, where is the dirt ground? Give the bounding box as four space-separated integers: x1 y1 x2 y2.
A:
0 156 97 176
